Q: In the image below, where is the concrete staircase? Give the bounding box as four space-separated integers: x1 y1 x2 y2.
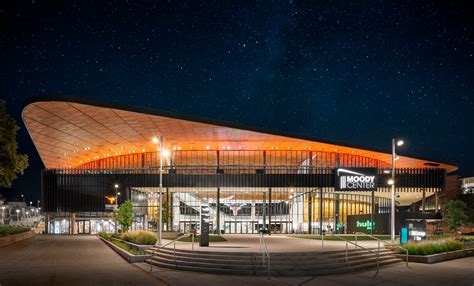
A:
146 247 402 276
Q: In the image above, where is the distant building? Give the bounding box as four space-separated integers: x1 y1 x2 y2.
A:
461 177 474 195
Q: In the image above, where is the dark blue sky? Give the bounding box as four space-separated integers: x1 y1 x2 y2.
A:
1 1 473 203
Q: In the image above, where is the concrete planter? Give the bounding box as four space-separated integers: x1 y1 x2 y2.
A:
395 248 474 264
0 230 35 248
111 237 154 253
99 236 151 263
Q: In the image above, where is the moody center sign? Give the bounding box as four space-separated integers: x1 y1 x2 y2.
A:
335 168 378 191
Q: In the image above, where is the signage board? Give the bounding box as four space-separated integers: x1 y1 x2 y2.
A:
347 214 389 234
200 203 210 247
335 168 378 191
356 220 375 231
105 204 118 210
400 227 408 244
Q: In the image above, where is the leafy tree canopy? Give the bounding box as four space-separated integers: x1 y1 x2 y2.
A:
443 199 469 232
114 200 133 232
0 100 28 188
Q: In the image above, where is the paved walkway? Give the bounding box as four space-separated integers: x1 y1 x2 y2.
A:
139 256 474 286
1 234 473 286
164 234 385 253
0 235 165 286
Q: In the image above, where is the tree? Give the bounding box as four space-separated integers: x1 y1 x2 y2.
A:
114 200 133 232
443 200 469 232
152 202 171 230
0 100 28 188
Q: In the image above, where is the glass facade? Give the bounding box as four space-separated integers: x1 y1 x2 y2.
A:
128 187 391 235
42 149 446 235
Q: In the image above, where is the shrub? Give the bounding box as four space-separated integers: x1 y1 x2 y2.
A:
402 239 464 256
98 231 111 241
0 225 30 237
121 231 157 245
111 232 121 239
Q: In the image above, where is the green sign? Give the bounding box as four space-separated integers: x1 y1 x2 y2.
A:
356 220 375 231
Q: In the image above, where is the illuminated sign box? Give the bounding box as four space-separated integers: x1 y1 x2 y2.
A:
347 214 389 234
335 168 378 191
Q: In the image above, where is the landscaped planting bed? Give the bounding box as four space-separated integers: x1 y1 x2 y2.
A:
400 239 464 256
0 225 31 237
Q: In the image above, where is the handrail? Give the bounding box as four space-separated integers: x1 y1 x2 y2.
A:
331 234 380 276
259 232 271 279
354 232 409 267
149 234 185 272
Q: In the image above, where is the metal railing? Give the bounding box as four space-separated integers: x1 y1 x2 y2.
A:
259 232 271 279
331 234 381 276
149 234 185 272
354 232 409 267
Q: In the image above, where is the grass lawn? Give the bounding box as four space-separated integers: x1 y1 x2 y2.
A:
0 225 31 237
289 234 392 241
178 235 227 242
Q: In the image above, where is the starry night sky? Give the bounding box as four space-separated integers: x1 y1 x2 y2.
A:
0 1 473 203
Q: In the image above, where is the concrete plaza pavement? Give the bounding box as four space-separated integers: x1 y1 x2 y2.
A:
163 234 386 253
1 234 473 286
0 235 165 286
139 256 474 286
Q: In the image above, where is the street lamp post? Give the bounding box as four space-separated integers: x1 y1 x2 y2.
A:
152 136 165 245
390 138 404 244
114 184 119 232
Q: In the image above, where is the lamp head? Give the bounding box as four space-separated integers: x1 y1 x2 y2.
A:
387 179 395 185
152 137 159 144
396 140 404 146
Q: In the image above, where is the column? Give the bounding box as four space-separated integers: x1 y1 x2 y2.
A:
308 191 312 234
251 201 256 233
268 188 272 234
216 187 221 235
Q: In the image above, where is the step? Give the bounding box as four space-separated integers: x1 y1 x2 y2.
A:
149 247 394 259
149 250 395 264
149 253 399 272
150 250 395 266
148 257 403 276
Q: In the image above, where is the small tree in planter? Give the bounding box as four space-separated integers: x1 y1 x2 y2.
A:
152 202 171 231
443 200 469 233
114 200 133 232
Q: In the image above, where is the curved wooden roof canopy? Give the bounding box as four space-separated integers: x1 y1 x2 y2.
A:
22 95 457 172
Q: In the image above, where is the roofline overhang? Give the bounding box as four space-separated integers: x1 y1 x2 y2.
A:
22 94 458 172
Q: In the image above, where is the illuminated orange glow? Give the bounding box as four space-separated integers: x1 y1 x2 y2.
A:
22 100 457 172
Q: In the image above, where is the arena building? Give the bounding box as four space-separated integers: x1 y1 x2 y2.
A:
22 96 456 235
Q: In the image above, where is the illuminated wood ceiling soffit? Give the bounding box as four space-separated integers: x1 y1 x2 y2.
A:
22 99 457 172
